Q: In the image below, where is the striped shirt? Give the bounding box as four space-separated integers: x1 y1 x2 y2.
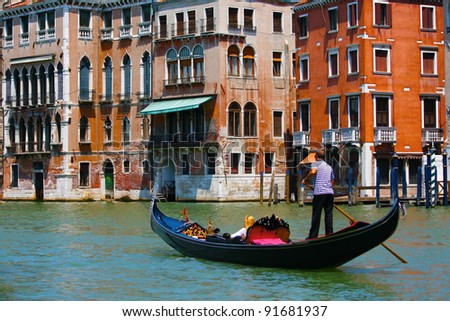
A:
313 160 334 195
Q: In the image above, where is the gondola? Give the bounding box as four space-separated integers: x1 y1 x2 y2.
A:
150 198 400 269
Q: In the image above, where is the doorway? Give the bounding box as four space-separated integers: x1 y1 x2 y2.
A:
104 160 114 199
33 162 44 201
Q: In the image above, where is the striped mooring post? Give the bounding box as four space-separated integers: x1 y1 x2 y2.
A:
430 146 437 207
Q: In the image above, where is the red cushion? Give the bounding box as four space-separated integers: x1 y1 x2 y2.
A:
251 237 286 245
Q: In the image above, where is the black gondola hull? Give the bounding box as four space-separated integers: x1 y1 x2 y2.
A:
150 200 400 269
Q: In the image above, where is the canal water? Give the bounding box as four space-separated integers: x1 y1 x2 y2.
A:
0 200 448 301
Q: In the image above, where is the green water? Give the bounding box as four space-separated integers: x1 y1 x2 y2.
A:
0 201 448 301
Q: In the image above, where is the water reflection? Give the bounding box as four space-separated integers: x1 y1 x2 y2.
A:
0 201 448 301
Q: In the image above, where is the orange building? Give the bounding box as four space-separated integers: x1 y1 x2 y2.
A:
293 0 446 196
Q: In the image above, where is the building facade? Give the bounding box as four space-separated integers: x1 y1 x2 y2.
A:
2 0 153 201
142 0 298 201
292 0 446 196
1 0 298 201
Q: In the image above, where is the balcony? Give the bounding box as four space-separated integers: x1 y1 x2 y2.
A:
154 25 168 40
36 28 56 43
78 27 92 40
200 18 216 33
149 131 218 148
19 33 29 46
292 131 310 147
322 129 340 145
422 128 444 144
374 127 396 144
7 142 51 155
101 27 114 41
164 76 206 87
340 127 360 144
138 22 152 37
119 25 132 39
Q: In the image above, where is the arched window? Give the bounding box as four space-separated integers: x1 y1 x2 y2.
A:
27 117 35 152
5 70 12 105
39 65 46 105
227 45 240 76
48 64 55 104
8 117 16 145
193 45 204 82
54 113 61 144
122 54 131 99
45 115 51 151
79 115 90 142
36 116 43 151
122 116 130 143
30 66 38 105
142 51 151 98
166 48 178 84
179 46 191 83
243 46 255 77
79 56 91 100
19 117 26 153
228 102 241 137
57 63 63 100
13 69 21 106
244 102 257 137
104 116 112 142
104 56 113 101
22 68 29 106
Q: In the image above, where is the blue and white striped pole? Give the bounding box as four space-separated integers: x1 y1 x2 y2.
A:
430 146 437 207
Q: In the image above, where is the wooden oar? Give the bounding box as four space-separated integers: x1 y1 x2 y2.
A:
304 183 407 264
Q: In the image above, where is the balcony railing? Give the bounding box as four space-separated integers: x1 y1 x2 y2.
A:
36 28 56 42
119 25 132 39
78 26 92 40
154 25 168 39
374 127 396 144
7 142 51 155
164 76 206 86
340 127 360 144
78 89 95 102
322 129 340 145
138 22 152 36
200 18 216 33
292 131 310 147
19 33 29 46
101 27 114 41
422 128 444 143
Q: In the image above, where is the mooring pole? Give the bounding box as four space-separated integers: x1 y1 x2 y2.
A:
442 150 448 206
426 150 431 209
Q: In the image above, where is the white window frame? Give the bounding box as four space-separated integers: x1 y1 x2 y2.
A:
299 54 309 82
298 14 308 38
347 45 359 74
421 97 439 128
328 97 340 129
373 45 391 73
347 95 360 128
328 48 339 77
347 2 358 28
328 7 338 32
373 95 393 127
420 5 436 30
421 49 438 76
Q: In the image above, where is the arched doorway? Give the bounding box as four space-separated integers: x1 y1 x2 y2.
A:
103 160 114 199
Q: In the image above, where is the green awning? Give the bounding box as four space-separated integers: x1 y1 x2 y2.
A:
140 96 213 115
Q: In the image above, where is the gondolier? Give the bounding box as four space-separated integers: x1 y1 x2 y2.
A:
302 149 335 239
